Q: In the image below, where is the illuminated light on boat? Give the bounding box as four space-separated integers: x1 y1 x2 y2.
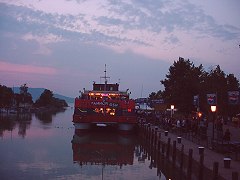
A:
110 111 115 116
78 108 87 113
96 123 107 127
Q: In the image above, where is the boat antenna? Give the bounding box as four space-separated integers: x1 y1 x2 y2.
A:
101 64 110 91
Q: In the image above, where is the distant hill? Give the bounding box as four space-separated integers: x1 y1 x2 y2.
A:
53 93 74 104
12 87 74 104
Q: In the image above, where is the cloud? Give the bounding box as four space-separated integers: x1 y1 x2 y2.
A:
0 0 239 61
20 33 66 55
21 33 65 44
0 61 57 75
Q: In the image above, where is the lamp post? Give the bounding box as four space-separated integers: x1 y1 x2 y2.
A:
171 105 174 118
211 105 217 142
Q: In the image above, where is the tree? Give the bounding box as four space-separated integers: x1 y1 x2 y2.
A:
226 74 239 91
226 74 240 117
0 85 14 107
160 57 204 113
201 65 228 115
34 89 68 108
35 89 53 107
19 84 33 105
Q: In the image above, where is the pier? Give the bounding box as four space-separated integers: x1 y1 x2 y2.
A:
138 118 240 180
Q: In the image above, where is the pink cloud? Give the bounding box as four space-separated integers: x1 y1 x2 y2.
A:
0 61 57 75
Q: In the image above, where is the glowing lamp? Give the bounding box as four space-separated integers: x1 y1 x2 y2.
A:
211 105 216 112
198 112 202 118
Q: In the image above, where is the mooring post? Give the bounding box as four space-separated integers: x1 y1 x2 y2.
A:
199 154 204 180
232 171 238 180
158 140 161 152
143 124 146 136
162 143 165 155
187 148 193 180
172 140 176 167
166 138 171 159
213 161 219 180
154 127 158 146
151 128 154 145
147 123 150 140
148 126 151 142
180 144 184 170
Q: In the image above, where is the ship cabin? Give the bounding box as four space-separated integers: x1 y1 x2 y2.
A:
80 82 130 100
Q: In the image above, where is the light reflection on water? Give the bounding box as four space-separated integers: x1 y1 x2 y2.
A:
0 107 168 180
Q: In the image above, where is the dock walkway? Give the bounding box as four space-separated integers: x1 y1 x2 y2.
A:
140 122 240 180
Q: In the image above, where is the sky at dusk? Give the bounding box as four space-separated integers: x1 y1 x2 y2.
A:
0 0 240 99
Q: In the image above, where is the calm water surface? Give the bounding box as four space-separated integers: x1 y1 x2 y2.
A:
0 107 169 180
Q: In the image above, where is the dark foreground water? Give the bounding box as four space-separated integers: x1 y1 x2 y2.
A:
0 107 170 180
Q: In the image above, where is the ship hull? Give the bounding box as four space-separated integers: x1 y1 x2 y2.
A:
73 114 137 133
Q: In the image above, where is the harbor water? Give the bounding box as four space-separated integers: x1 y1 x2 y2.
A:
0 106 173 180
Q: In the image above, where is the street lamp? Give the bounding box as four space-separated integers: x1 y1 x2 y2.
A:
211 105 217 142
171 105 174 118
211 106 216 113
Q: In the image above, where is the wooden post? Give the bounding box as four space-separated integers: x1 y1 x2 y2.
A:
180 144 184 170
166 138 171 159
172 140 176 167
151 128 154 145
158 140 161 152
213 162 219 180
199 154 204 180
154 128 158 146
187 148 193 180
162 143 165 155
232 171 238 180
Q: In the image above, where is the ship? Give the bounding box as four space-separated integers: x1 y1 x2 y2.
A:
73 65 137 133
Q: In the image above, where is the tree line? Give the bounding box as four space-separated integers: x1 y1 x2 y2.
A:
0 84 67 109
149 57 240 117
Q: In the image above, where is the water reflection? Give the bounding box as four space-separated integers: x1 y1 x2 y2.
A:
72 130 135 167
0 108 66 138
71 129 168 180
35 108 66 124
0 113 31 138
0 108 176 180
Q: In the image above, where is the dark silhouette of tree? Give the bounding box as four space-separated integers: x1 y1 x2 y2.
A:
226 74 240 117
0 85 14 107
35 89 67 108
201 65 228 115
226 74 239 91
160 57 204 113
155 58 239 117
19 83 33 105
149 90 163 100
35 89 53 107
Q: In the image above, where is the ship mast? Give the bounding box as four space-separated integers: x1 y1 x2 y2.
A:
101 64 110 91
